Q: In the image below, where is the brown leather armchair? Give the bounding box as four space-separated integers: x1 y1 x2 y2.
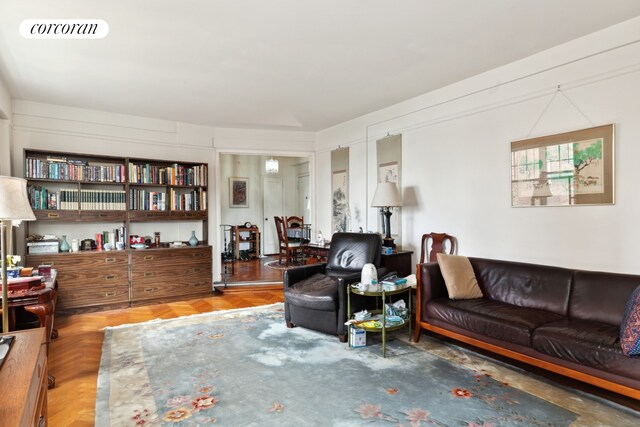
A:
283 232 388 342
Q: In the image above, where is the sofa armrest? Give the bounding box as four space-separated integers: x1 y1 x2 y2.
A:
283 263 327 289
415 262 448 326
419 262 448 302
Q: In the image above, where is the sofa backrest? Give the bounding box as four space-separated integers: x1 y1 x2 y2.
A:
468 257 573 316
570 270 640 325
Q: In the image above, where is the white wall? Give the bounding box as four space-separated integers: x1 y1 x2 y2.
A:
316 17 640 274
0 75 12 174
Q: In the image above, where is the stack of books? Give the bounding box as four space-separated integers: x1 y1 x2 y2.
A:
381 276 408 290
353 310 371 322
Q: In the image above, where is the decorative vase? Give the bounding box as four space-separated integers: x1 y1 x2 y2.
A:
60 235 71 253
188 231 198 246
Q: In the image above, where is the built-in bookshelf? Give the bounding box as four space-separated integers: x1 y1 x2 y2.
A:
23 149 212 312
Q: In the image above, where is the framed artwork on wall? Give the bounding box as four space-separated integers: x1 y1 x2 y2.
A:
511 124 614 207
331 170 348 232
230 177 249 208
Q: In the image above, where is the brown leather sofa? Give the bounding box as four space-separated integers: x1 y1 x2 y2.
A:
414 257 640 399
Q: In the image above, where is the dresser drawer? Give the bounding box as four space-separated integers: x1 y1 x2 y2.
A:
131 262 210 281
27 251 129 270
131 247 210 268
27 344 47 427
131 277 211 302
58 282 129 309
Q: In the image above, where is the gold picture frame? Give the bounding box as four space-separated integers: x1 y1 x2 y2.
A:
511 124 614 207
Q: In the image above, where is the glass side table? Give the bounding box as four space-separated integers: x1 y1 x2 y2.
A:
347 283 412 357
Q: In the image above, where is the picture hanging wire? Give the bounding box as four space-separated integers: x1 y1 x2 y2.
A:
526 85 596 137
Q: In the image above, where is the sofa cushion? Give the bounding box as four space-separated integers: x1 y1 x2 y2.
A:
468 258 572 316
426 298 563 346
571 271 640 325
532 319 640 381
620 285 640 356
436 254 483 299
284 273 338 311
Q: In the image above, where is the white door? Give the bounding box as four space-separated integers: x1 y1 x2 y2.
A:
263 177 283 255
298 174 310 220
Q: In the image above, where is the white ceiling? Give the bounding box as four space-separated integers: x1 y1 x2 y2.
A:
1 1 639 131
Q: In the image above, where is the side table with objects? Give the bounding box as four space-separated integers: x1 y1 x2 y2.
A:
1 268 58 388
346 280 412 357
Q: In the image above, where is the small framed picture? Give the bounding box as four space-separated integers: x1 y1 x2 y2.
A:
230 177 249 208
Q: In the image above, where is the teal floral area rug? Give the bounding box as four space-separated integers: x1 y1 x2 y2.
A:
95 303 639 426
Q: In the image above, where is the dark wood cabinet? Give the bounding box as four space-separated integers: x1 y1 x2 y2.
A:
381 250 414 277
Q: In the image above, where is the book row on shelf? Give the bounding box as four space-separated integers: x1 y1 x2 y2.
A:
28 186 127 210
25 156 208 187
25 156 126 182
128 163 208 186
129 187 207 211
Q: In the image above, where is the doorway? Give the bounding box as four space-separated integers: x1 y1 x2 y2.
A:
218 153 311 285
263 176 283 255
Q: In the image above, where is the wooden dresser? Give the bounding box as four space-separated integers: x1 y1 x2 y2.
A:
0 328 48 427
26 245 212 313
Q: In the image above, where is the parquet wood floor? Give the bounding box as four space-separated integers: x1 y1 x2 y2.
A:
47 285 284 426
222 254 286 284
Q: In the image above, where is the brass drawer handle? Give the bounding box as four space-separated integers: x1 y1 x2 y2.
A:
144 255 154 261
144 287 154 293
47 212 60 218
105 275 115 280
105 258 116 263
105 291 117 297
144 272 154 277
194 268 202 273
41 262 54 266
192 252 204 258
99 213 108 217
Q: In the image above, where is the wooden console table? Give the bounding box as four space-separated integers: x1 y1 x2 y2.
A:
0 328 48 426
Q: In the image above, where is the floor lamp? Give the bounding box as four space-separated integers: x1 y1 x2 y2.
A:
1 176 36 333
371 181 402 248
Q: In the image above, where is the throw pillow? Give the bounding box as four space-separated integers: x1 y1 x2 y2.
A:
436 253 483 300
620 284 640 357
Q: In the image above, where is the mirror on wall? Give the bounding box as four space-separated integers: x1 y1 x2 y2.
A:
331 147 349 233
375 134 402 246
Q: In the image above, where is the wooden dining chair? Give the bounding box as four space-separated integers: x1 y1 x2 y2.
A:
420 232 456 263
274 216 303 267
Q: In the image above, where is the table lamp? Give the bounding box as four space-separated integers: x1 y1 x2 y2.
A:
371 181 402 248
0 176 36 333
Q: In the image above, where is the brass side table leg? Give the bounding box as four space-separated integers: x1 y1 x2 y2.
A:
382 289 386 358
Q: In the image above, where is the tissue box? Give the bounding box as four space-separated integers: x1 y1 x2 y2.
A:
349 326 366 348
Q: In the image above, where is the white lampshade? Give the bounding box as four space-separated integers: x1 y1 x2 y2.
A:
265 158 279 174
371 181 402 207
0 176 36 221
